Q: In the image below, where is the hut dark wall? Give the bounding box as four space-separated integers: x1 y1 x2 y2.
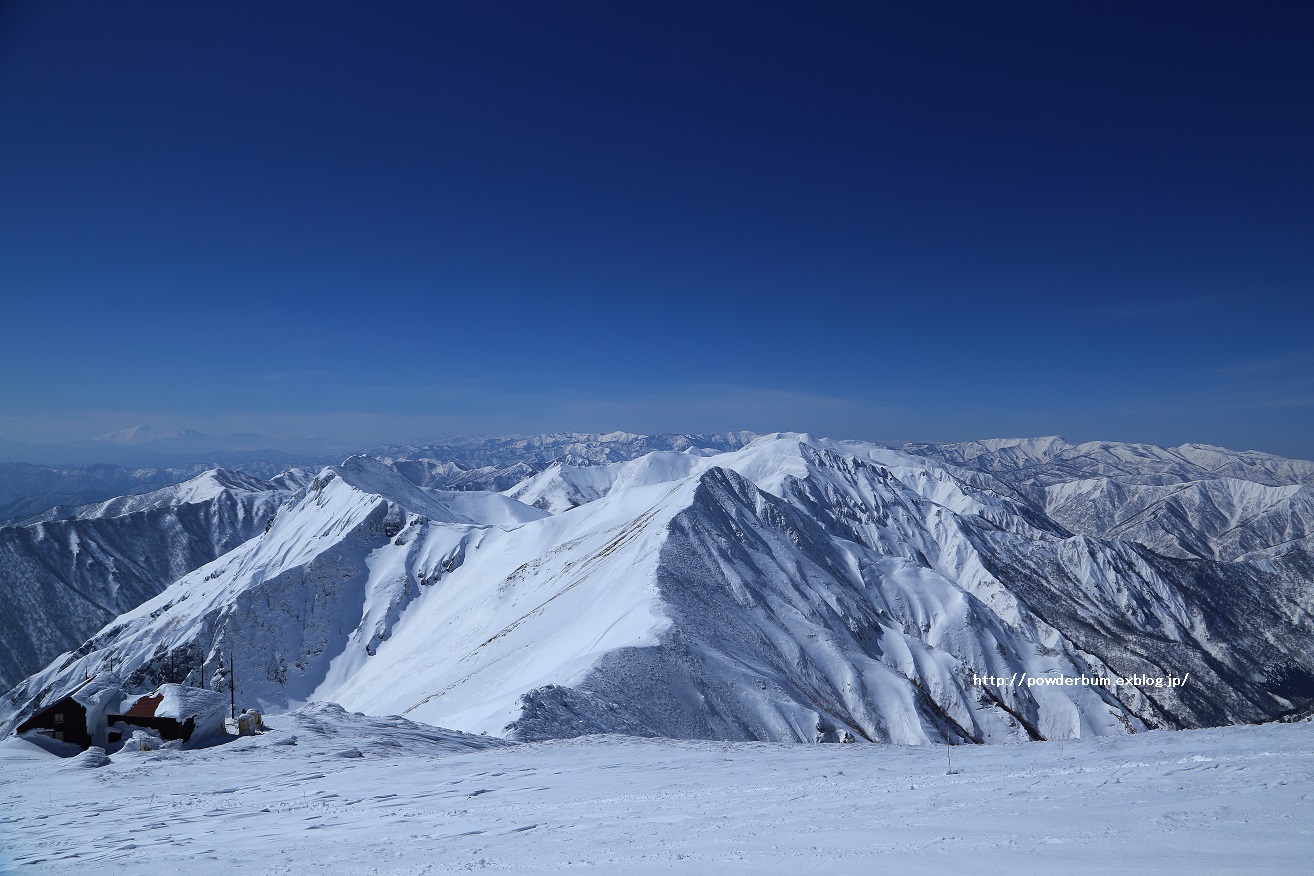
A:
16 697 91 749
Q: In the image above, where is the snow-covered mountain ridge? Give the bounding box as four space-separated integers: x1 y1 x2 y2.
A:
907 436 1314 494
6 433 1311 745
0 434 753 691
0 470 297 691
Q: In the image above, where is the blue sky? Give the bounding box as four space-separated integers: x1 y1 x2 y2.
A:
2 2 1311 458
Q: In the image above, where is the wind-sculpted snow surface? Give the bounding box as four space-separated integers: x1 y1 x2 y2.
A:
2 706 1311 874
4 435 1313 746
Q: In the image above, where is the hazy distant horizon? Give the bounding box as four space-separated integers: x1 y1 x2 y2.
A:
3 420 1312 469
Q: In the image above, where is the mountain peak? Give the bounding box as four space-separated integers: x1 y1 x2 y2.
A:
95 425 207 446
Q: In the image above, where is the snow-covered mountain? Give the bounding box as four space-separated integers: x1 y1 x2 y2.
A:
369 431 757 470
1042 476 1314 561
6 434 1311 745
95 426 213 446
911 436 1314 599
0 469 299 691
0 433 754 690
0 432 756 522
908 437 1314 497
0 460 312 523
371 431 757 494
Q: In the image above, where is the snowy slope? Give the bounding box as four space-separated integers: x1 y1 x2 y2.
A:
7 434 1311 746
0 470 295 692
911 438 1314 607
1044 476 1314 561
502 451 710 512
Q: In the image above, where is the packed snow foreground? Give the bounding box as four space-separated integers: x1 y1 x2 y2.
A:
2 704 1310 874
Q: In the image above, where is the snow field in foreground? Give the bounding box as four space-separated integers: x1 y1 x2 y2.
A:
2 709 1310 875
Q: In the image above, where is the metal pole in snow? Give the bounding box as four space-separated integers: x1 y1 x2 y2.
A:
229 653 236 720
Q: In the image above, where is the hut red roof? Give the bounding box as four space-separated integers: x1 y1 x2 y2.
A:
122 693 163 718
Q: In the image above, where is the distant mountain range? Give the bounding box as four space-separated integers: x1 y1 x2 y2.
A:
3 432 1311 745
0 460 298 523
0 430 759 521
0 426 340 471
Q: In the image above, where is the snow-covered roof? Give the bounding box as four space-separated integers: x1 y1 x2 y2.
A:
121 684 226 726
68 674 124 711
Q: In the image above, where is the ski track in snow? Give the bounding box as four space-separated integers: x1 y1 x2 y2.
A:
2 713 1310 874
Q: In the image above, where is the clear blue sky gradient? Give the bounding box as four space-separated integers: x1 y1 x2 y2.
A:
2 2 1311 457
